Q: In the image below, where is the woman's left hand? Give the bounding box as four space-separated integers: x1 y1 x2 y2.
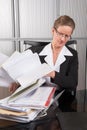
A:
46 71 55 78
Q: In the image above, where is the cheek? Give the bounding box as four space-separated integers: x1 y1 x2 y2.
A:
54 37 61 44
53 34 66 47
53 34 59 41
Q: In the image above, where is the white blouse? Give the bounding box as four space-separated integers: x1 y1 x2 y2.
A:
39 43 73 83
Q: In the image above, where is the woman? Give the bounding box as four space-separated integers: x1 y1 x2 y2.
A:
29 15 78 93
9 15 78 109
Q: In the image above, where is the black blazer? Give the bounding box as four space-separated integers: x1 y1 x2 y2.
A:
29 44 78 92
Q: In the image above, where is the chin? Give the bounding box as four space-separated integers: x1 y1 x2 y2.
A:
56 44 64 48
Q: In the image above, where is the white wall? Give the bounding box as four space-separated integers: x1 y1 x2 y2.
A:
19 0 57 38
0 0 12 38
0 41 15 56
0 0 15 56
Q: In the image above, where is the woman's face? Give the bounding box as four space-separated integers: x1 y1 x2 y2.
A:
52 25 73 49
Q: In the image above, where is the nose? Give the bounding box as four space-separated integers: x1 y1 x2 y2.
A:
61 36 67 41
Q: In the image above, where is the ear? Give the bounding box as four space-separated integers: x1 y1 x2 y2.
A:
51 27 55 35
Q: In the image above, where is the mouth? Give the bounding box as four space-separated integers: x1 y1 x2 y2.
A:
59 41 65 45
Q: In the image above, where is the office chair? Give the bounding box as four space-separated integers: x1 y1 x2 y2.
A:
24 40 50 50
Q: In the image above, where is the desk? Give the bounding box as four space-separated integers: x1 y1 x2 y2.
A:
56 90 87 130
56 112 87 130
0 89 87 130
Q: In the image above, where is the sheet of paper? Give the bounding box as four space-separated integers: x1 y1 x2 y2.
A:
0 52 9 66
1 51 21 68
2 50 32 73
0 77 13 87
2 50 53 87
2 52 41 81
0 68 15 87
17 63 53 87
0 97 31 112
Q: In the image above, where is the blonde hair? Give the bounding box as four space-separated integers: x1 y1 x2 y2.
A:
53 15 75 31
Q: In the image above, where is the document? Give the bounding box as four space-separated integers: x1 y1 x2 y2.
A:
7 85 56 109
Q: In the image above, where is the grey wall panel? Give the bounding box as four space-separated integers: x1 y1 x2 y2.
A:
19 0 57 38
60 0 87 38
77 40 87 90
0 0 12 38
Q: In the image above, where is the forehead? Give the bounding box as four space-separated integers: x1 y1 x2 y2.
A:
57 25 73 34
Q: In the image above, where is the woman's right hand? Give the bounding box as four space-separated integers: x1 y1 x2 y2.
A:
9 82 20 93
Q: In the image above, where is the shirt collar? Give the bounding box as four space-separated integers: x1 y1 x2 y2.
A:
39 43 52 56
39 43 73 72
39 43 73 56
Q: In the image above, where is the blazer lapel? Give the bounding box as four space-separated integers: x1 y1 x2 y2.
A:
39 43 54 66
55 46 73 72
39 44 73 72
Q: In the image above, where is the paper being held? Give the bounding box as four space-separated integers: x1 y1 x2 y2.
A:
1 51 54 88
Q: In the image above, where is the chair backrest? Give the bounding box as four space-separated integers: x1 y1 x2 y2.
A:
66 40 77 50
24 41 50 50
24 40 77 50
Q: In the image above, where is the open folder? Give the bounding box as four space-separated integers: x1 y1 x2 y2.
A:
8 86 56 109
0 84 56 109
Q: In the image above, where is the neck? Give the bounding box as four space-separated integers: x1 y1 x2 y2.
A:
51 43 63 65
51 44 62 54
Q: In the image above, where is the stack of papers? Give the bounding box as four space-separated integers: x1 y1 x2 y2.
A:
0 83 56 123
0 107 42 123
0 50 57 122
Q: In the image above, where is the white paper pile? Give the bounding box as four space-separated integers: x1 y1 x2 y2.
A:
0 50 56 123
